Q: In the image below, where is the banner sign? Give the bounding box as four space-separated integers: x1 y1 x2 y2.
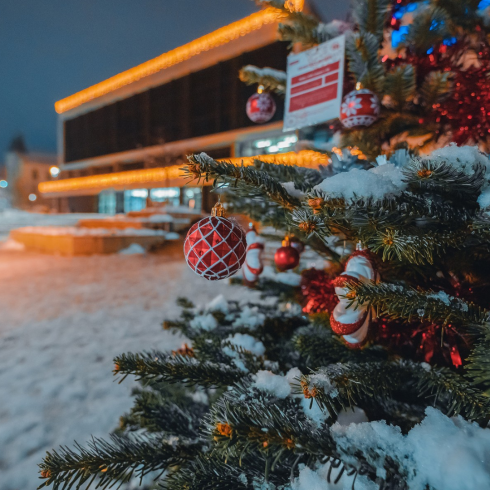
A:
283 35 345 131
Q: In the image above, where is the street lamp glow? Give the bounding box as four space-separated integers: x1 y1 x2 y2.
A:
49 166 60 178
0 180 8 188
29 193 37 202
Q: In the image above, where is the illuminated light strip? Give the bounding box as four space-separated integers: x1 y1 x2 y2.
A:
38 151 328 195
284 0 305 12
54 8 285 114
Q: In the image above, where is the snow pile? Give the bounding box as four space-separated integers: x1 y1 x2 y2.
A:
231 305 266 330
282 182 305 199
253 370 292 398
241 64 287 83
262 265 302 286
206 294 229 314
426 144 490 176
118 243 146 255
15 226 170 237
292 407 490 490
225 333 265 356
314 164 407 201
190 313 218 331
327 407 490 490
0 248 260 490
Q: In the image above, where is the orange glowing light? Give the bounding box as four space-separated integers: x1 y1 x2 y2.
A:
38 151 328 195
284 0 305 12
54 8 285 114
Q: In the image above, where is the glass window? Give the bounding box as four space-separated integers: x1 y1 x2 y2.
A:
124 189 148 212
98 192 116 214
183 187 202 210
150 187 180 206
235 132 298 157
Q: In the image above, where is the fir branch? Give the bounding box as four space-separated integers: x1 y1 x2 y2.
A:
38 435 201 490
114 352 245 387
346 280 488 327
404 6 452 53
119 390 206 437
346 32 385 94
184 153 301 211
383 64 416 111
466 327 490 391
414 363 490 420
420 70 454 107
239 65 287 95
352 0 391 39
162 456 251 490
402 157 486 202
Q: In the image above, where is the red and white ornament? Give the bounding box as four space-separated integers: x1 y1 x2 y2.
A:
340 88 380 129
184 203 247 281
274 236 300 271
246 87 276 124
330 246 379 347
242 224 265 286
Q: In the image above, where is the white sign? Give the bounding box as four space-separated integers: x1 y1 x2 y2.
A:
283 35 345 131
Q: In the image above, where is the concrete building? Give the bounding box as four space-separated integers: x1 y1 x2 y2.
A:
5 150 58 211
39 3 324 214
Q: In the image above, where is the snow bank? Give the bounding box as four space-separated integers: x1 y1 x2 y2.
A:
0 250 260 490
118 243 146 255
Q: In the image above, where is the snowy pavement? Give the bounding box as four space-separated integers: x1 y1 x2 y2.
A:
0 240 260 490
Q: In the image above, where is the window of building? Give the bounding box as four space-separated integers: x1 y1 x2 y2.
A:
98 192 116 214
235 131 298 157
183 187 202 210
124 189 148 212
150 188 180 206
64 42 288 163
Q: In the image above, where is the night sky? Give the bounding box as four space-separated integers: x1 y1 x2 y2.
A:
0 0 349 158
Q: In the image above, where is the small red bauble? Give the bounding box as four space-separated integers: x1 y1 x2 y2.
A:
246 91 276 123
274 237 300 271
340 88 380 129
184 203 246 281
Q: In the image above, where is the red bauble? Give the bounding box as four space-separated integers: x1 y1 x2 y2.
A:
246 92 276 123
340 89 380 128
274 244 300 271
184 213 246 281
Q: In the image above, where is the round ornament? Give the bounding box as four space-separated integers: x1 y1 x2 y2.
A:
246 90 276 124
340 88 380 129
184 203 247 281
274 236 300 271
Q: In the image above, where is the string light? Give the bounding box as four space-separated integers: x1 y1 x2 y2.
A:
284 0 304 12
54 8 285 114
38 151 328 195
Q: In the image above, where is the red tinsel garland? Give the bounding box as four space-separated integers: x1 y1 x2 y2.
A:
300 268 338 314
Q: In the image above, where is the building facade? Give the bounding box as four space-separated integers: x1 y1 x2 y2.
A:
39 5 319 214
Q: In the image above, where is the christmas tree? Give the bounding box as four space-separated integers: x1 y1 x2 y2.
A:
39 1 490 489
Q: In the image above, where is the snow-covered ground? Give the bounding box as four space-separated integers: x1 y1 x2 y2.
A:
0 238 260 490
0 209 110 241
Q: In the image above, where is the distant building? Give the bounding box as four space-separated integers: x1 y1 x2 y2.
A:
39 3 322 213
5 150 57 210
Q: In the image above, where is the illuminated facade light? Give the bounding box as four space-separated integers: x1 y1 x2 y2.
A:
54 8 285 114
38 151 329 196
49 166 60 178
284 0 305 12
0 180 8 188
29 194 37 201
